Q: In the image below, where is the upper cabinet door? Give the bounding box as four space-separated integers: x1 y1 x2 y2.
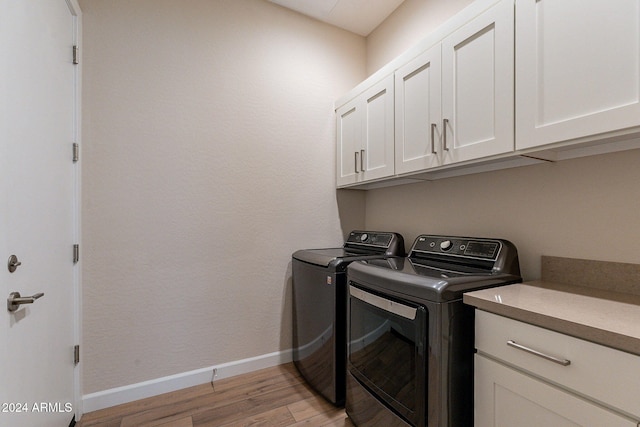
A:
336 98 361 187
361 75 395 182
516 0 640 150
395 44 442 175
336 75 394 187
441 0 514 164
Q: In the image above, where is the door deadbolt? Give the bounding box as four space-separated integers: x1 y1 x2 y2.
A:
7 255 21 273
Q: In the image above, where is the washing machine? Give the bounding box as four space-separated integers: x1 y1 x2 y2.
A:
292 230 405 405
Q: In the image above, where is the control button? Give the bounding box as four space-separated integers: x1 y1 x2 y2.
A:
360 233 368 242
460 244 466 251
440 240 453 251
429 242 436 248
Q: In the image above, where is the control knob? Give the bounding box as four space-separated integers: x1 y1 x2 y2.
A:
360 233 368 242
440 240 453 251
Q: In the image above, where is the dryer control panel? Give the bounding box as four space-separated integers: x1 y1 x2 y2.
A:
411 235 502 261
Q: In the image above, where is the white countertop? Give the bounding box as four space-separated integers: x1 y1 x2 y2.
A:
464 281 640 356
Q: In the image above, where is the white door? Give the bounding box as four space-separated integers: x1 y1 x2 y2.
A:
441 0 514 164
515 0 640 150
1 1 80 426
395 44 442 174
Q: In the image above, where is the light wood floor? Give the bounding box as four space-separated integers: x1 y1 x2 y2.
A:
78 363 355 427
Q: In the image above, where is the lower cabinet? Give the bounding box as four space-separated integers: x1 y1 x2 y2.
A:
474 310 640 427
475 355 638 427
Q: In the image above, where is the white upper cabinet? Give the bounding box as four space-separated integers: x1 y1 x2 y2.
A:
336 98 361 187
336 75 394 187
336 0 640 188
516 0 640 150
395 44 442 174
441 0 514 164
394 0 514 176
336 0 538 188
362 76 395 181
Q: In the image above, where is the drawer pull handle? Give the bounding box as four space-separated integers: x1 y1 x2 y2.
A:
507 340 571 366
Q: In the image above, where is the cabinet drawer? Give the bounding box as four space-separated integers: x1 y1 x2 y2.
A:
475 310 640 419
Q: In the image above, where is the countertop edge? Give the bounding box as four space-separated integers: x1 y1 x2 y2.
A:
463 282 640 356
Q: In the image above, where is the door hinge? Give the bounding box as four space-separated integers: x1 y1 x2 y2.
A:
73 45 79 65
74 345 80 365
73 143 79 162
73 244 79 264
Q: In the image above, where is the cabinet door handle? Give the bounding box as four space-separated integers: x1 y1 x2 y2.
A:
430 123 437 154
443 118 450 151
507 340 571 366
360 149 365 171
354 151 359 173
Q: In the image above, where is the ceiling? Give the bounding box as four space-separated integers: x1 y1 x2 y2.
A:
268 0 405 36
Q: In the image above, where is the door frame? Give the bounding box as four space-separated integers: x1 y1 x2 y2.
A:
68 0 83 420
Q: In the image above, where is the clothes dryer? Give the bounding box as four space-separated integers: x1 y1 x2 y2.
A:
346 234 521 426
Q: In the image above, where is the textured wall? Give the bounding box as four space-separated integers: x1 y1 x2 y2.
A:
364 150 640 280
80 0 366 393
366 0 474 75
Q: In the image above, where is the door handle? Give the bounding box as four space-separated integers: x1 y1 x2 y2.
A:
7 292 44 312
350 285 417 320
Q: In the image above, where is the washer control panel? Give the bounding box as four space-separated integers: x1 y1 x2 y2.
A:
411 235 501 260
347 231 393 248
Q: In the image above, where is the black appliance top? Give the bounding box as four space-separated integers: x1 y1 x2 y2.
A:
292 231 405 269
347 234 521 302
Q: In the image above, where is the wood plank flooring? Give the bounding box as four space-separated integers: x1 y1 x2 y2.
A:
78 363 355 427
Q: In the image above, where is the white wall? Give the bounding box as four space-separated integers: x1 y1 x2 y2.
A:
366 0 473 75
365 151 640 280
364 0 640 281
80 0 366 394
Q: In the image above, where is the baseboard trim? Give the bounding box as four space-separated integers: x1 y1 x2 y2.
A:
82 349 293 413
